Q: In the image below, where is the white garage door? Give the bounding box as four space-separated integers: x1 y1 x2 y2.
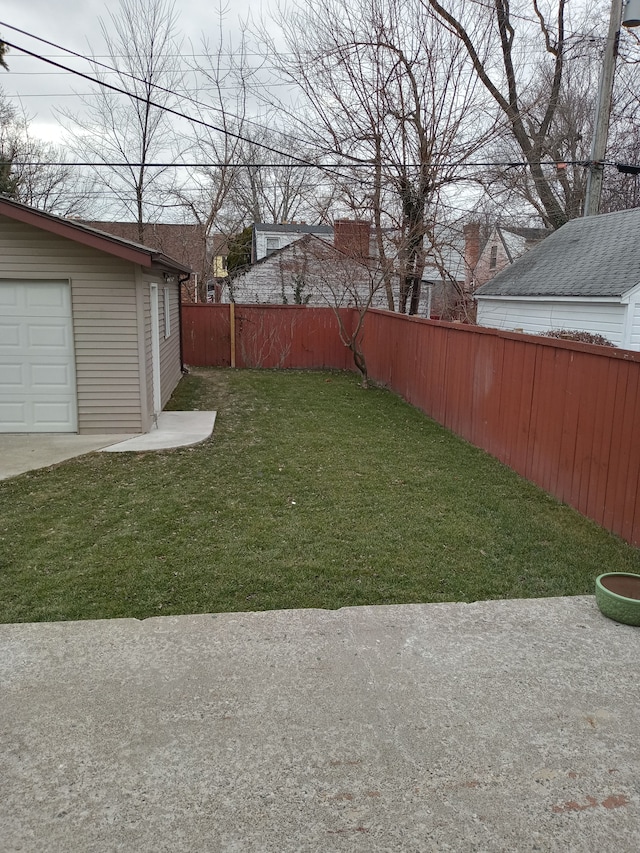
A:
0 281 77 433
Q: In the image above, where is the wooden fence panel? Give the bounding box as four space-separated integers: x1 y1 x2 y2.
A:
182 304 353 371
181 303 640 546
234 305 353 370
182 304 231 366
360 309 640 547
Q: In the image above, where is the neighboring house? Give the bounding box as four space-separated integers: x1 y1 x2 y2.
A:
421 229 467 318
230 223 383 308
465 224 549 290
80 221 227 302
211 234 229 279
207 233 230 302
252 223 334 263
1 197 189 434
475 207 640 350
232 220 466 317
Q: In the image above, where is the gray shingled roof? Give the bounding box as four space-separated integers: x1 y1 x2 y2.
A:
475 208 640 298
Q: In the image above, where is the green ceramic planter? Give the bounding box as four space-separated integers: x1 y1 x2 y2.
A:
595 573 640 626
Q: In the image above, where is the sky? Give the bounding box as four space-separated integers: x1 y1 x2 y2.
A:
0 0 263 142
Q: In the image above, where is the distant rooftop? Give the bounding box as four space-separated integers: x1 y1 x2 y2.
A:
254 223 333 235
476 208 640 299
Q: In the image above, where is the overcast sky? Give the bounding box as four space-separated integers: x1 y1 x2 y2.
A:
1 0 263 142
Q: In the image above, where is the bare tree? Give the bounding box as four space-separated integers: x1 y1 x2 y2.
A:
1 91 94 215
477 57 597 222
601 44 640 211
300 237 390 386
421 0 634 229
230 121 336 225
463 23 640 222
169 12 265 299
60 0 184 241
259 0 494 314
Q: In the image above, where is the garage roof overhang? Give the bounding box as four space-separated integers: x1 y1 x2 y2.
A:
0 196 192 275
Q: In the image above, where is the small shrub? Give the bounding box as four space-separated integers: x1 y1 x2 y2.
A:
539 329 615 347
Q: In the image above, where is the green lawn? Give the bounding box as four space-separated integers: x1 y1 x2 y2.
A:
1 368 638 623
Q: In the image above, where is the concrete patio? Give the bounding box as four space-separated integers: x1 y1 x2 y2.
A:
1 595 638 851
0 411 217 480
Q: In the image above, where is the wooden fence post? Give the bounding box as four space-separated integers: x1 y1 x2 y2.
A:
230 302 236 368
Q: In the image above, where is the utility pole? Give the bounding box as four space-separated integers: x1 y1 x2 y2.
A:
584 0 640 217
584 0 623 217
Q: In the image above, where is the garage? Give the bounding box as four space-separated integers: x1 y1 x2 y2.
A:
0 197 190 435
0 281 77 433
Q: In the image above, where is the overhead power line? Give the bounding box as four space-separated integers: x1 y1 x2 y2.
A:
0 22 319 154
0 35 359 181
10 159 640 171
3 25 640 183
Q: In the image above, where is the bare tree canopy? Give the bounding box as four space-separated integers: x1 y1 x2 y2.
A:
1 90 95 215
258 0 495 312
422 0 640 228
60 0 184 241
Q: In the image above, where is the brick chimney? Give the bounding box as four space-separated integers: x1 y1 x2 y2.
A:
333 219 371 259
463 223 481 291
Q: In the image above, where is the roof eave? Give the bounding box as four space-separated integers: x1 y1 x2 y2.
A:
620 281 640 302
147 253 192 275
0 198 191 274
476 292 624 302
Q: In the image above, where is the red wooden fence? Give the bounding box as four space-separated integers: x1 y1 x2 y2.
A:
182 303 640 547
182 304 352 370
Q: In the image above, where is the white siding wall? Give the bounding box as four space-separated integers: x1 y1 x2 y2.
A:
629 300 640 351
476 298 628 347
254 229 334 262
254 231 306 262
0 216 145 433
229 240 389 309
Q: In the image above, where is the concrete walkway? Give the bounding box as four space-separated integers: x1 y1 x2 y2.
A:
0 412 217 480
100 411 217 453
1 596 638 852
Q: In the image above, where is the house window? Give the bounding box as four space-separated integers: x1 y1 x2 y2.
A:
489 245 498 270
266 236 279 256
163 286 171 338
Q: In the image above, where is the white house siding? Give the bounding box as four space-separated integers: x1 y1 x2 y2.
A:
229 241 391 310
0 216 147 433
629 301 640 351
476 298 627 347
253 229 333 262
229 249 303 304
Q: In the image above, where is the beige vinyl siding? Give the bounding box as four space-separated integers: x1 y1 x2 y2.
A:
141 279 154 420
159 280 181 406
140 273 182 412
0 216 144 433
